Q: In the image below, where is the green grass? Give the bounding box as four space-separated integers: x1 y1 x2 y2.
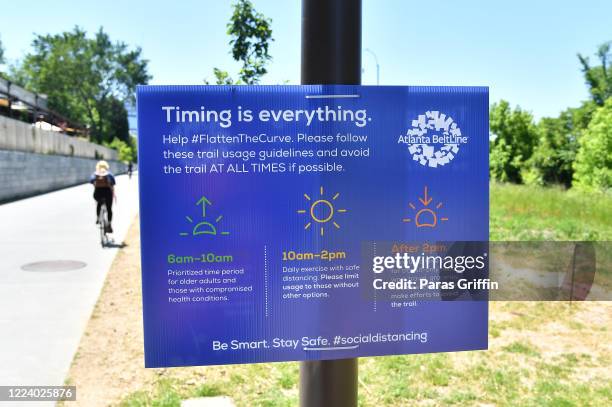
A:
502 341 540 357
119 183 612 406
490 182 612 240
121 379 182 407
123 329 611 406
194 383 224 397
491 183 612 292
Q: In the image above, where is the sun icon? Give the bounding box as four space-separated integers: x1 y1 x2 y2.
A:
402 186 448 228
297 186 347 236
179 196 230 237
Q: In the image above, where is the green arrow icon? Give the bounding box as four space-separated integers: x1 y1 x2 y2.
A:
196 196 212 218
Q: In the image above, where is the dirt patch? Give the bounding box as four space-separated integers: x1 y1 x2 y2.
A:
62 218 213 406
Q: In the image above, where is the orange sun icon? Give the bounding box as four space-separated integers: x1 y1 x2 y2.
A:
402 186 448 228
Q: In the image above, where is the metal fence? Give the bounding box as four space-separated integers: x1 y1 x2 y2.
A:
0 78 87 136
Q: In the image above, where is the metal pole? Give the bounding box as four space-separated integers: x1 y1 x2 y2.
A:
376 60 380 85
300 358 358 407
301 0 361 85
365 48 380 85
300 0 360 406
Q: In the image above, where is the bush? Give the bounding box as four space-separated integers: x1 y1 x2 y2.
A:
526 102 595 188
573 99 612 191
107 137 137 163
489 101 538 183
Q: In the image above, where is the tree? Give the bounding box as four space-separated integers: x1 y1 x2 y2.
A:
0 35 5 65
489 100 538 183
207 0 273 84
578 41 612 106
12 27 150 143
211 68 235 85
107 137 137 163
523 117 572 186
573 98 612 191
526 102 596 187
102 97 130 144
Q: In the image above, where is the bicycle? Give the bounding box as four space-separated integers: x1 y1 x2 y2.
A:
98 202 110 247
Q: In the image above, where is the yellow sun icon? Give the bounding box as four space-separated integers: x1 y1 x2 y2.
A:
297 186 347 236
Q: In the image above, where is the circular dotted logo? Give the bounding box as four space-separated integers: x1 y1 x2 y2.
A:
403 111 466 168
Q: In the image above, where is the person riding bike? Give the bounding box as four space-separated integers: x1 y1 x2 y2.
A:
90 160 116 233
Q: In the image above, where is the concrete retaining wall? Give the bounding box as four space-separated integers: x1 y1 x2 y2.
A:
0 115 127 202
0 149 127 202
0 115 118 160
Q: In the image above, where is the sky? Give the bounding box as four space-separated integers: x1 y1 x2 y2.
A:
1 0 611 119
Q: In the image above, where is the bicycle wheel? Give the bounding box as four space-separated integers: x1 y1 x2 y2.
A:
99 204 108 247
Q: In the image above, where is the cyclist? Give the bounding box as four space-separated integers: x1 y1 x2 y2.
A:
90 160 116 233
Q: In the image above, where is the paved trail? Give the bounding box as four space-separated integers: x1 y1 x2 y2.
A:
0 175 139 404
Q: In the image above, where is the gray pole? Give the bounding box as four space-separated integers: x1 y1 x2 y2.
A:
301 0 361 85
365 48 380 85
300 0 360 406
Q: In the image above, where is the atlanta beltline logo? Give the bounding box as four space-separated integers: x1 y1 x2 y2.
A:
398 111 468 167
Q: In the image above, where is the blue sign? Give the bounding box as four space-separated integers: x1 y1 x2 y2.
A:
138 85 489 367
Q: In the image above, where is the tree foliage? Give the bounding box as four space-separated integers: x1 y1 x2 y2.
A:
207 0 273 84
489 100 538 183
525 102 596 187
211 68 235 85
228 0 273 84
102 97 130 144
12 27 150 143
488 41 612 189
0 35 5 65
489 41 612 189
107 137 137 163
578 42 612 106
572 98 612 191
